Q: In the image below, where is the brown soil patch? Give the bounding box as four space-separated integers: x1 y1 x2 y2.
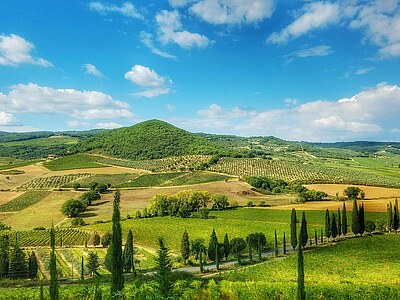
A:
305 184 400 199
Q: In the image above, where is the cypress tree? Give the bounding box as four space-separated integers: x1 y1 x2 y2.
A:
320 228 323 244
28 251 38 279
180 230 190 264
388 202 393 232
290 208 297 250
9 242 27 279
81 256 84 280
299 212 308 247
394 199 399 232
297 245 306 300
351 199 360 235
155 237 173 298
337 208 342 237
0 235 9 278
331 213 338 240
342 202 348 236
110 190 124 295
314 229 317 245
215 243 220 270
325 209 331 240
123 229 134 273
274 229 278 257
39 283 44 300
283 232 287 255
223 233 230 261
246 234 254 262
49 225 58 300
359 203 365 236
207 228 218 262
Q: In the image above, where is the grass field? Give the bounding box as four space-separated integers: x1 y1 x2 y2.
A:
1 136 78 148
0 191 51 212
43 154 104 171
64 173 141 188
0 164 46 190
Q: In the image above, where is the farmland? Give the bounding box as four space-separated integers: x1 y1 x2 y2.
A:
43 154 104 171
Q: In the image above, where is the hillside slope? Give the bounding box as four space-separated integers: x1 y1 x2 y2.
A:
73 120 227 160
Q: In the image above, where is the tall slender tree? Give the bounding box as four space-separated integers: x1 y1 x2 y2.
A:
297 245 305 300
9 240 27 279
81 256 84 281
49 224 58 300
208 228 218 262
314 229 317 245
28 251 38 279
223 233 230 261
351 199 360 235
394 199 399 232
388 202 393 232
123 229 134 273
337 208 342 237
155 237 173 298
180 230 190 264
299 212 308 247
0 235 9 278
325 209 331 240
320 228 323 244
359 203 365 236
274 229 278 257
246 234 255 262
283 232 287 255
291 209 297 250
342 202 348 236
110 190 124 295
331 213 338 240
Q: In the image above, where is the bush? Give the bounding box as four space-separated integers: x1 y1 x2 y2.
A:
365 220 376 233
61 199 86 217
72 183 81 190
344 186 362 199
0 222 11 230
101 232 112 247
96 183 108 194
246 201 254 207
212 194 229 210
90 232 101 247
71 217 86 227
33 226 46 231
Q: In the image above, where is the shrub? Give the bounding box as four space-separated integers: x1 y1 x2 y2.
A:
90 232 101 247
71 217 86 227
61 199 86 217
33 226 46 231
246 201 254 207
212 194 229 210
72 183 81 190
96 183 108 194
101 232 112 247
365 220 376 233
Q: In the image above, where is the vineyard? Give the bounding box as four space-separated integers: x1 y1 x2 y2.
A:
17 173 92 190
208 158 400 188
64 173 141 188
95 155 211 172
0 191 51 212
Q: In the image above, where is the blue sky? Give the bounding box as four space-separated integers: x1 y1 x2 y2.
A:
1 0 400 142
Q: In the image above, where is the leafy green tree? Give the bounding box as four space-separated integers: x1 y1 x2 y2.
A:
246 233 256 262
190 238 206 273
223 233 230 261
337 208 342 236
95 183 108 194
101 232 112 247
86 252 99 276
359 203 365 236
394 199 399 232
110 190 124 295
72 183 81 190
297 245 306 300
388 202 393 231
331 213 338 240
208 228 218 262
352 199 360 235
181 230 190 264
155 237 173 298
89 181 98 191
344 186 361 199
325 209 331 240
123 229 134 273
80 190 101 206
61 199 85 217
342 202 348 236
49 225 58 300
90 232 101 247
28 251 38 279
291 208 297 250
230 237 246 264
211 194 229 210
0 235 9 278
274 229 278 257
299 212 308 247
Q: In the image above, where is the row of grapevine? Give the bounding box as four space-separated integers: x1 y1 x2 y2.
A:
96 155 211 172
17 173 92 190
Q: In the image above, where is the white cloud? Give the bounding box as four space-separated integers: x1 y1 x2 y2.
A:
0 83 134 121
0 111 18 126
124 65 167 87
67 121 90 128
175 83 400 141
267 2 340 44
139 31 177 59
0 34 52 67
156 10 210 49
284 45 332 63
82 63 104 78
355 66 375 75
284 98 299 106
133 88 172 98
190 0 275 25
88 2 143 19
95 122 123 129
169 0 195 7
379 42 400 57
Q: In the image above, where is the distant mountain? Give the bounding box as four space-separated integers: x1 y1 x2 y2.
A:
72 120 228 160
309 141 400 154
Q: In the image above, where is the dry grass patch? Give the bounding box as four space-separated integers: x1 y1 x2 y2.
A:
305 184 400 199
0 164 46 190
0 191 22 205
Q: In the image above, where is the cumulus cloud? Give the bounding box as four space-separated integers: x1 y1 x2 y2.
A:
67 121 90 128
175 83 400 141
267 2 340 44
125 65 172 98
139 31 177 59
284 45 332 63
0 83 134 120
0 111 18 126
156 10 210 49
95 122 123 129
82 63 104 78
190 0 275 25
88 1 143 19
0 34 52 67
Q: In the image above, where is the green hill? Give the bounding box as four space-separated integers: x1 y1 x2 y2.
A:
72 120 227 160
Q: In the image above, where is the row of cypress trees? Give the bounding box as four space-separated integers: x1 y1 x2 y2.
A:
387 199 399 232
